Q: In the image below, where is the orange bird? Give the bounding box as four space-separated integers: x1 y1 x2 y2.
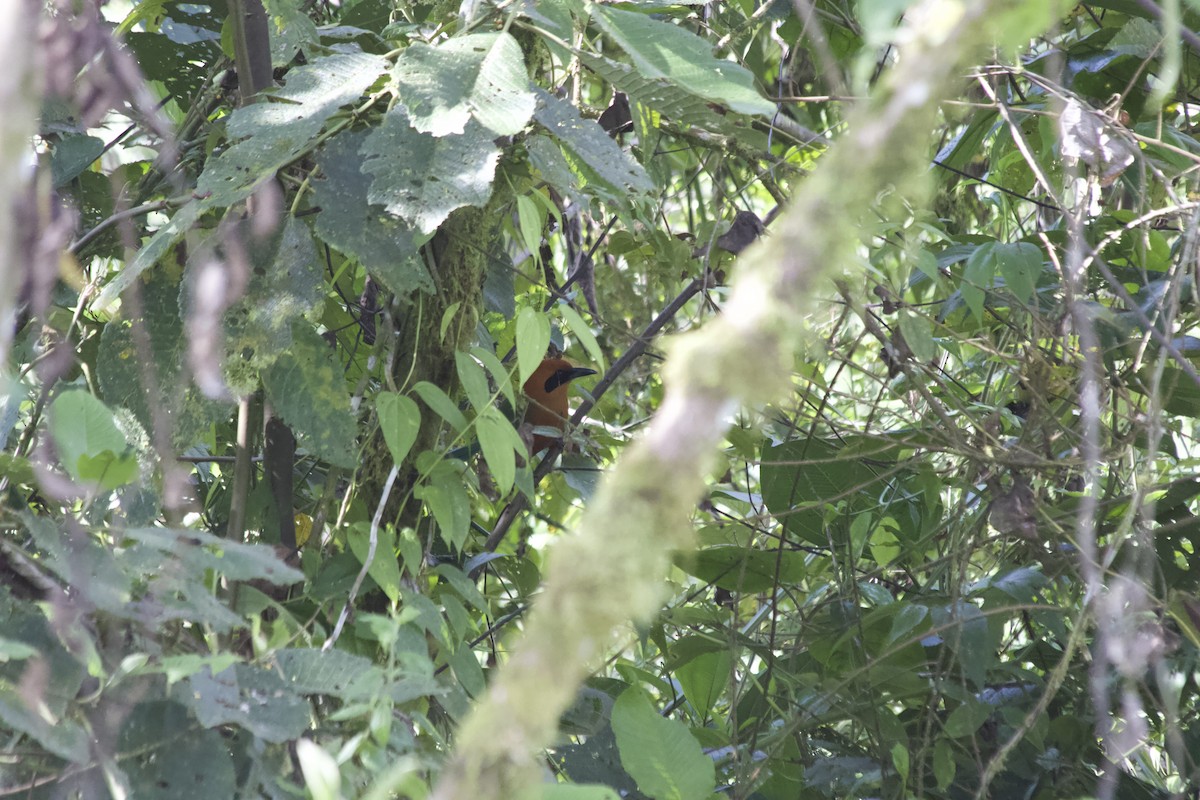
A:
523 358 597 453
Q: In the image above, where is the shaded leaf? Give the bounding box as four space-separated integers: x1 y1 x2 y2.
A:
612 689 715 800
363 108 499 234
533 90 654 199
48 390 137 489
199 53 388 206
179 664 311 742
590 5 775 116
120 701 236 798
377 391 421 465
314 130 433 295
263 324 357 468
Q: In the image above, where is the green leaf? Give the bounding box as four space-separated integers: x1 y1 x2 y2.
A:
273 648 387 700
297 738 341 800
448 642 486 697
48 390 138 489
887 603 928 644
262 324 357 469
51 134 104 187
849 512 871 562
348 522 402 604
677 545 806 592
761 438 886 545
675 651 730 721
392 32 536 137
870 520 902 566
516 194 544 256
1142 367 1200 418
433 563 490 612
943 699 990 738
376 392 421 465
612 689 715 800
198 53 388 207
471 346 515 407
0 637 37 661
440 301 463 343
890 742 909 784
516 307 551 386
961 242 995 322
420 464 471 551
932 737 956 789
264 0 319 66
412 381 468 432
362 107 500 234
222 216 326 378
456 351 491 413
897 309 936 362
76 450 139 488
533 90 654 198
536 785 623 800
120 701 236 797
179 664 310 742
589 5 775 116
159 653 241 685
314 130 434 296
578 53 739 134
477 407 523 495
857 0 913 46
0 452 34 487
994 241 1041 305
558 303 605 369
122 527 304 585
0 690 90 762
934 110 998 171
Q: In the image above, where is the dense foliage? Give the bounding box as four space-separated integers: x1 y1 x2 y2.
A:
4 0 1200 798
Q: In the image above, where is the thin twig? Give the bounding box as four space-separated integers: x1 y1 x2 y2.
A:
69 200 171 254
325 463 399 649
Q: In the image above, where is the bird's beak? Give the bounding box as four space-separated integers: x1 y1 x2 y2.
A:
543 367 599 392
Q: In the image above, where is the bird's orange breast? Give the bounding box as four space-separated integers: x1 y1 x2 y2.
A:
522 358 596 453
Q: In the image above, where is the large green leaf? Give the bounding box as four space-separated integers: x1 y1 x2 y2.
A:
97 54 386 312
761 438 888 546
177 664 311 742
222 215 325 380
262 324 358 468
362 107 500 234
98 269 227 447
94 200 202 312
272 648 385 699
348 521 402 603
313 130 433 295
611 689 715 800
392 32 536 137
1144 367 1200 419
589 5 775 117
533 90 654 199
198 52 388 206
119 701 237 799
578 53 740 134
377 390 421 465
676 545 807 592
994 241 1042 305
48 390 138 489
